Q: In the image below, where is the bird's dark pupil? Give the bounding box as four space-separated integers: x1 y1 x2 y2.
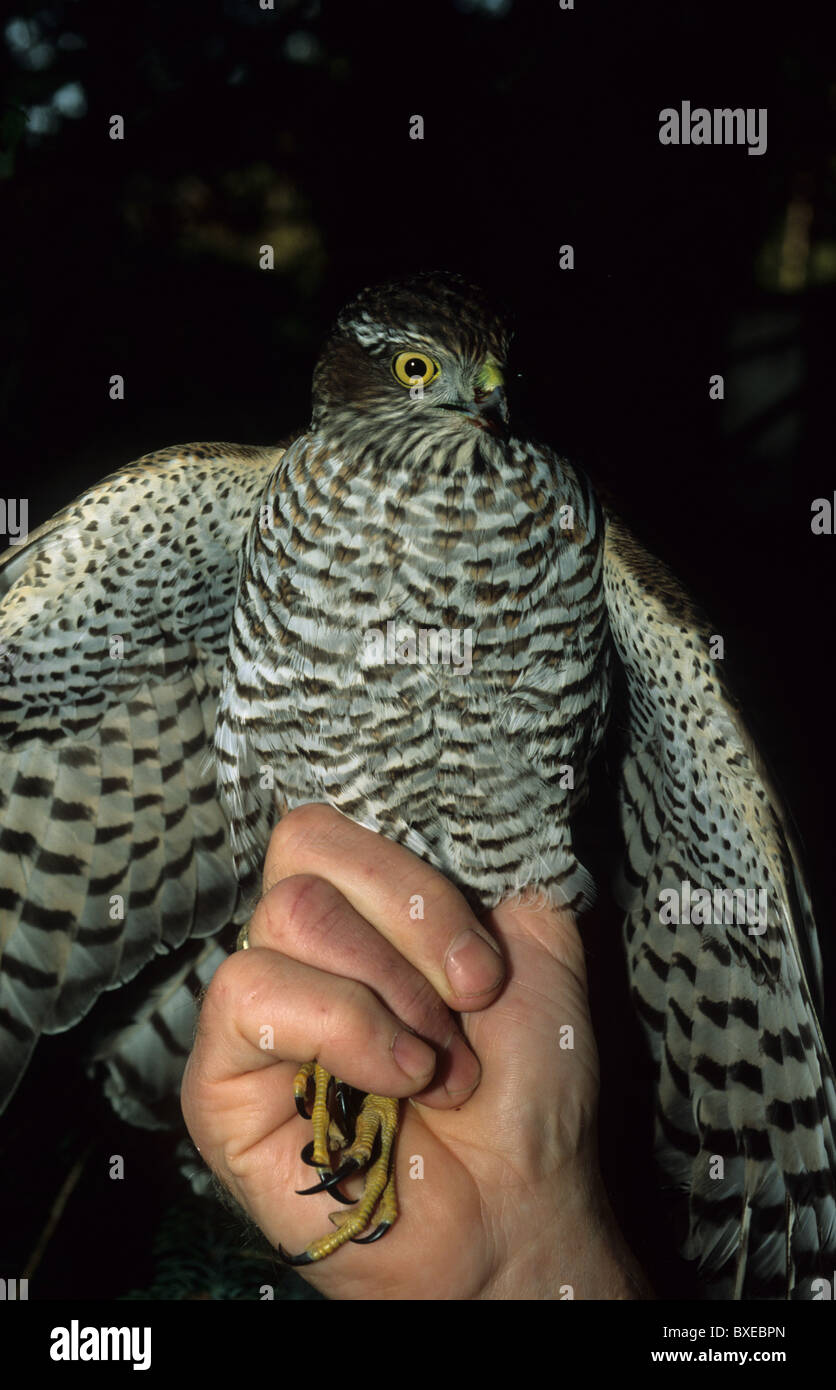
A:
405 358 425 378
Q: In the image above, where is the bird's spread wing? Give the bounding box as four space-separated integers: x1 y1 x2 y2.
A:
603 506 836 1298
0 443 282 1111
91 933 232 1132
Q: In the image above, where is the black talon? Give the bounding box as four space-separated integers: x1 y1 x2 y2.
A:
351 1220 392 1245
277 1245 315 1266
325 1186 356 1206
295 1156 361 1196
298 1141 353 1203
334 1081 357 1134
295 1174 357 1206
295 1093 312 1120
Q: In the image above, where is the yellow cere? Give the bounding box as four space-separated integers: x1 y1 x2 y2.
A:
476 360 504 393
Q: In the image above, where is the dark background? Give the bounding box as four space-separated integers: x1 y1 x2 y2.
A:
0 0 834 1301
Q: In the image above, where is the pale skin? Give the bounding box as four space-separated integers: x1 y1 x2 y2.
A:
181 803 652 1300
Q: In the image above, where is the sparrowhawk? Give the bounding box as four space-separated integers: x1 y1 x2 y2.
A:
1 272 834 1295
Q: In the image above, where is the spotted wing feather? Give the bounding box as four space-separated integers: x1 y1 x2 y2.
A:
0 443 282 1110
603 507 836 1298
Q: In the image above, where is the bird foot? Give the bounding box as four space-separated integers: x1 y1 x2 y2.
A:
279 1062 399 1264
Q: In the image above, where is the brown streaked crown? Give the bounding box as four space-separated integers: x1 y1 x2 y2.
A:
334 271 511 363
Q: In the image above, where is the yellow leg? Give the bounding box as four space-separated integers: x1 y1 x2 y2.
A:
293 1062 350 1174
280 1088 400 1265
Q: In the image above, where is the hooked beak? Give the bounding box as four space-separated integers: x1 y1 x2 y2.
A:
468 384 508 436
435 385 509 439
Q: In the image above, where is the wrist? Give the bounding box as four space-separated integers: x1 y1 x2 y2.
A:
477 1168 653 1301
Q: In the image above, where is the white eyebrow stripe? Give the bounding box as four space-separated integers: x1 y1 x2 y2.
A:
345 317 439 351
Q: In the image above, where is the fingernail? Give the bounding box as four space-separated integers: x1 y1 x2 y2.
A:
444 1031 481 1098
444 929 504 998
392 1030 435 1081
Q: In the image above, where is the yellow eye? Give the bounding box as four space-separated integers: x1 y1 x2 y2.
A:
392 350 440 387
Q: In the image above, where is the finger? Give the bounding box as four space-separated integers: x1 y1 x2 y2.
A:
457 895 600 1130
247 873 481 1104
491 891 590 995
192 946 438 1102
263 804 506 1009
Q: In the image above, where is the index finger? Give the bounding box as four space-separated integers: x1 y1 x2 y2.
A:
264 804 506 1010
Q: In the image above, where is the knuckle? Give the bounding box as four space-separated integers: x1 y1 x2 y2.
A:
268 803 343 870
201 947 249 1015
261 872 344 949
200 944 278 1028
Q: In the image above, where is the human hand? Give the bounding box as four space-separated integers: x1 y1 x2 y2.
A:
181 804 651 1300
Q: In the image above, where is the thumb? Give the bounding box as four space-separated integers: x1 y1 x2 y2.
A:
464 894 601 1119
490 892 589 996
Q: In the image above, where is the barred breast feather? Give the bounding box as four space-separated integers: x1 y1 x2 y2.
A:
215 430 612 914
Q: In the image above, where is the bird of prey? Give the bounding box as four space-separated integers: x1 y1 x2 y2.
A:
1 272 834 1295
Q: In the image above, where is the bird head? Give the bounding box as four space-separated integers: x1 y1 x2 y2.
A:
311 272 512 468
